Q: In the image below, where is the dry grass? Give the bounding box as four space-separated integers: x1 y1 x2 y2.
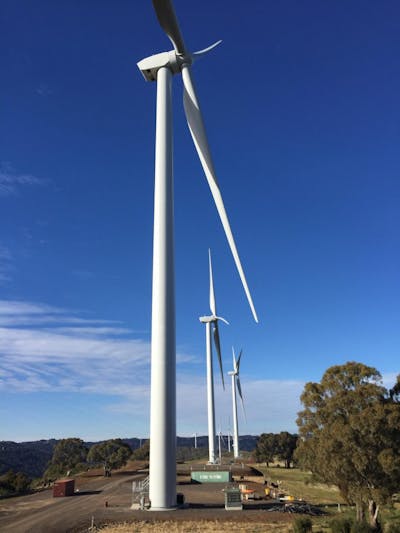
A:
98 520 292 532
256 466 344 505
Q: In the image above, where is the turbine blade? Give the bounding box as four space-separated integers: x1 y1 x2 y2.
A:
236 376 243 402
209 249 216 316
191 40 222 62
215 315 229 325
236 376 246 421
237 349 243 372
152 0 187 55
232 346 237 372
182 65 258 323
213 322 225 389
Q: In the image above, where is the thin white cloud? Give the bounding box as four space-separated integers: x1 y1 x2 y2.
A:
0 300 188 398
0 327 149 362
0 300 123 327
0 163 45 196
0 299 150 396
43 327 132 336
0 300 65 315
0 315 122 327
0 299 304 436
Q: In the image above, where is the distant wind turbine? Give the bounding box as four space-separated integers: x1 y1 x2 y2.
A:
137 0 258 509
199 250 228 464
218 429 223 465
228 348 245 459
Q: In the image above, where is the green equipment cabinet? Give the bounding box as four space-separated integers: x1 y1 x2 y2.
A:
224 487 243 510
191 471 232 483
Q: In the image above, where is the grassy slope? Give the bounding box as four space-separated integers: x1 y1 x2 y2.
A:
256 465 345 505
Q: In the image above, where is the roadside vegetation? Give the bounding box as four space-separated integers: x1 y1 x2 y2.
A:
0 469 31 497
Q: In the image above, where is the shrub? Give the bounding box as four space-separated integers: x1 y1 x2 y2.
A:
0 470 31 496
292 516 313 533
330 517 353 533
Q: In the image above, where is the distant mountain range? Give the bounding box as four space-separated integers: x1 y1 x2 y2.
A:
0 435 258 478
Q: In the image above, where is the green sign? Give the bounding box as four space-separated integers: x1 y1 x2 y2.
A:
191 471 232 483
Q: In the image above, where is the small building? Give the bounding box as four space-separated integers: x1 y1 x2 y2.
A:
53 479 75 497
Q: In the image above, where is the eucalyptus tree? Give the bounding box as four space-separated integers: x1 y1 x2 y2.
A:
87 439 131 477
295 362 400 529
44 438 88 480
255 432 297 467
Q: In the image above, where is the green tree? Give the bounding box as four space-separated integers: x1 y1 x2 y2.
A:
87 439 132 476
12 471 32 493
0 470 31 496
295 362 400 530
255 432 297 467
44 438 88 480
275 432 298 468
254 433 277 465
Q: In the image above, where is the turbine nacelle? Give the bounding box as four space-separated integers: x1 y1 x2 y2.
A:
137 50 188 81
199 314 229 325
138 41 222 82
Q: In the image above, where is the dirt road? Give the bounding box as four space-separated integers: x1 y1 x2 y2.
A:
0 469 145 533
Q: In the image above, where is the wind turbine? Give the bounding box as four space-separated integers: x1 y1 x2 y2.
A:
218 429 223 465
228 348 245 460
137 0 258 510
200 250 228 465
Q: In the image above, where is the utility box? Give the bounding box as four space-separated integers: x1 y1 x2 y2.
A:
224 488 243 510
53 479 75 497
191 471 232 483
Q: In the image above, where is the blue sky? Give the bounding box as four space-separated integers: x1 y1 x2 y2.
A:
1 0 399 442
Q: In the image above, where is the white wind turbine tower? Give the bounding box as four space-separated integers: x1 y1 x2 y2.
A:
200 250 229 465
137 0 258 510
229 348 245 460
